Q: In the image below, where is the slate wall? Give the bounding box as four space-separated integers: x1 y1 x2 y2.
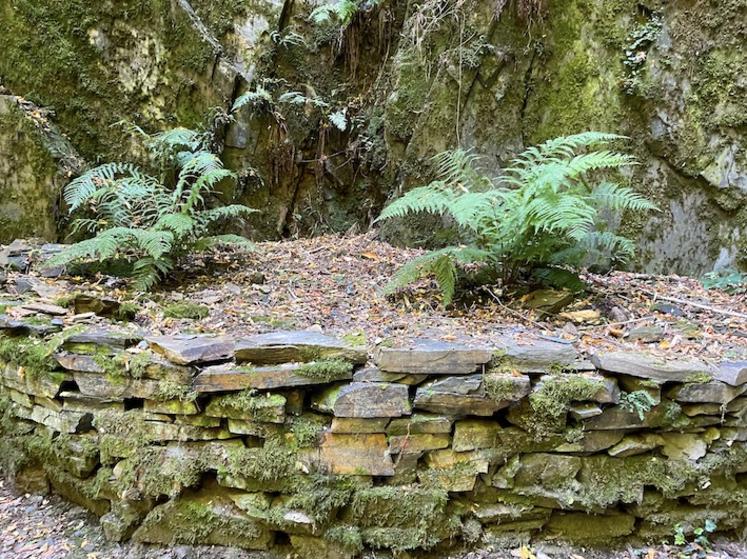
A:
1 316 746 556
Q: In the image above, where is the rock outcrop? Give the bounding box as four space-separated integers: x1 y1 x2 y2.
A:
1 0 745 271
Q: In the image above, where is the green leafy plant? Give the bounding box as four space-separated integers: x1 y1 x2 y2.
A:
377 132 658 305
672 519 717 557
701 268 747 294
620 390 657 420
310 0 364 28
51 127 255 290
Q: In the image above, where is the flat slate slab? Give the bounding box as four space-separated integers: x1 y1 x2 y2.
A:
376 340 493 375
314 382 411 418
414 375 503 416
234 331 366 364
666 381 747 404
590 351 717 382
194 361 353 392
66 326 144 349
148 335 235 365
495 336 583 372
715 361 747 386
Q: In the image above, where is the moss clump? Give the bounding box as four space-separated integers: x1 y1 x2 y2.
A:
153 380 197 403
349 486 449 528
218 439 298 485
112 446 204 499
325 525 364 554
163 302 209 320
0 325 84 380
206 390 286 422
115 301 140 321
528 374 605 436
484 373 522 402
289 415 328 448
683 373 713 384
341 331 366 347
296 359 353 381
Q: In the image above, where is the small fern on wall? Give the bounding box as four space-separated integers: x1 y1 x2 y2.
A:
377 132 658 305
51 127 255 290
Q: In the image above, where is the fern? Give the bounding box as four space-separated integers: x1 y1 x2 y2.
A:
52 126 255 290
378 132 658 304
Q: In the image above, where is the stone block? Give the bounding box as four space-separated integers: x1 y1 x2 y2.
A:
133 489 273 549
235 330 366 364
667 381 746 404
331 417 389 433
590 351 716 383
714 361 747 386
387 413 453 435
205 392 286 423
302 433 395 476
414 375 502 416
147 334 234 365
376 339 493 374
546 512 635 542
453 419 500 452
194 361 352 392
388 433 450 454
314 382 411 418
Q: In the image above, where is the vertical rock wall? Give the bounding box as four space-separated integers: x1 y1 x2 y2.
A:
0 0 745 272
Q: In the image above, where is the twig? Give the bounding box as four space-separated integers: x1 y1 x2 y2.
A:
579 315 656 332
485 288 546 330
643 291 747 321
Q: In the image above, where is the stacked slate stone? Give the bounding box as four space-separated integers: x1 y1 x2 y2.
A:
1 318 747 556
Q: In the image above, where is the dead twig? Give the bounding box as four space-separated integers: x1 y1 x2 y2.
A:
485 288 547 331
643 291 747 321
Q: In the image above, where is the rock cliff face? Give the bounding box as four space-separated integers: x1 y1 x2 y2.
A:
1 0 745 273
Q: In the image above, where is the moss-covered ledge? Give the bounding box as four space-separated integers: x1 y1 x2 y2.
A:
1 314 746 556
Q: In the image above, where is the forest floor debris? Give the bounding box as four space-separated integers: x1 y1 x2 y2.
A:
5 233 743 363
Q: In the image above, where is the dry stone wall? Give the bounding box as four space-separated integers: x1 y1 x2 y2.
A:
1 312 747 556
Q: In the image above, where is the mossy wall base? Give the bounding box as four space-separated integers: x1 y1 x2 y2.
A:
1 317 746 556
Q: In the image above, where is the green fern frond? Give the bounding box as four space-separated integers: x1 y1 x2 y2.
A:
376 182 455 222
377 131 655 298
232 87 274 112
591 182 659 212
385 246 489 306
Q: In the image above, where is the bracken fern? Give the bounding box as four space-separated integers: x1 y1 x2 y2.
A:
377 132 658 304
52 127 256 290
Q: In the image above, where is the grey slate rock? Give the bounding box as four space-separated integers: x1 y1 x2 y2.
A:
148 334 235 365
714 361 747 387
666 381 747 404
590 351 716 382
67 326 144 349
495 335 583 373
316 382 411 418
194 361 352 392
414 375 502 416
234 330 366 365
376 339 492 375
